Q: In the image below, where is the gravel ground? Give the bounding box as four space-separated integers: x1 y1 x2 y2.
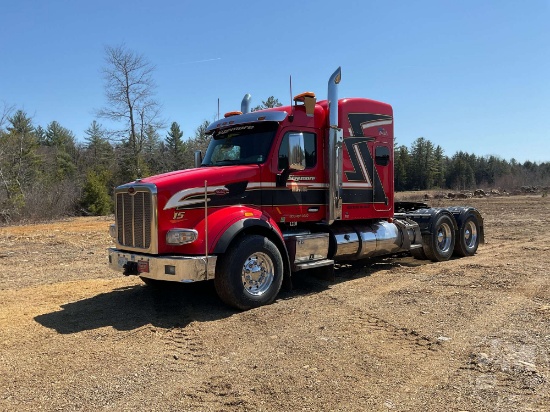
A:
0 195 548 411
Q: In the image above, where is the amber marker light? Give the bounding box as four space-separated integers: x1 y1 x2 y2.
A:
224 111 242 117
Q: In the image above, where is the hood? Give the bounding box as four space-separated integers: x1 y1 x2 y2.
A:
140 165 261 211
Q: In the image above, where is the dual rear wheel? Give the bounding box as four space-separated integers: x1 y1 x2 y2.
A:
414 212 481 262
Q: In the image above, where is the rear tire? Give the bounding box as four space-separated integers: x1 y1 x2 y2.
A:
422 214 456 262
410 246 427 260
454 214 480 257
215 235 283 310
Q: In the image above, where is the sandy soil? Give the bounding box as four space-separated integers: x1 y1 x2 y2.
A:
0 196 548 411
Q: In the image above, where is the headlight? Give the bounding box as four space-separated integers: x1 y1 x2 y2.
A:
109 224 117 239
166 229 198 245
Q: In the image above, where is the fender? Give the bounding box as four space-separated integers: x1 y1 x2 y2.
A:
406 208 458 234
213 217 278 254
208 207 294 290
194 206 284 254
447 206 485 244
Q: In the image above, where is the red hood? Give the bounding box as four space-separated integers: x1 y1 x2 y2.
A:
140 165 260 210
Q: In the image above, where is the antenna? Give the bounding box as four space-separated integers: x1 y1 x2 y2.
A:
290 75 294 110
217 98 220 120
289 75 294 118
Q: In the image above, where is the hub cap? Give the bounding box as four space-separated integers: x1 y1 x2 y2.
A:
463 220 478 249
436 222 453 253
241 252 274 297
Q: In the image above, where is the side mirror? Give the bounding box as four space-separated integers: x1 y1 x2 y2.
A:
287 133 306 171
194 150 203 168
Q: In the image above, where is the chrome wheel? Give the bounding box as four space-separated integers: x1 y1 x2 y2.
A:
436 222 453 254
422 213 456 262
463 220 478 250
454 213 481 257
241 252 275 297
215 235 283 310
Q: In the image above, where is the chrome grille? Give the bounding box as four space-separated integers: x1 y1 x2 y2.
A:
116 190 153 249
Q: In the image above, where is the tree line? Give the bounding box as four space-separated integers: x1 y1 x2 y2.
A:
394 137 550 192
2 108 547 225
0 104 212 224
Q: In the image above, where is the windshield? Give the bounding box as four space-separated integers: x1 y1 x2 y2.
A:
202 122 279 166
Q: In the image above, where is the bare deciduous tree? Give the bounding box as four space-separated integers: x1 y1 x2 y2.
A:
0 101 15 132
98 44 163 179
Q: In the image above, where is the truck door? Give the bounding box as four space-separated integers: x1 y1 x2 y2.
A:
266 129 326 224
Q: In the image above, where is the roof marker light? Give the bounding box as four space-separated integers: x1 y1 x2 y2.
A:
224 111 242 118
293 92 317 117
293 91 316 102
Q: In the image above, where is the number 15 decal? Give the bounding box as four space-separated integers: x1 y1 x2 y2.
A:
173 211 185 220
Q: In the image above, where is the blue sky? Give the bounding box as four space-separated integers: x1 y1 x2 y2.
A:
1 0 548 162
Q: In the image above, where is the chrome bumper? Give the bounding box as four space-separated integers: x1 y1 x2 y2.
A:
108 248 217 283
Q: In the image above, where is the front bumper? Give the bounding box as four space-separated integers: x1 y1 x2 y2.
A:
108 248 217 283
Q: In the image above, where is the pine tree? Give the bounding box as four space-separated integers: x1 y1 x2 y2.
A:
84 120 113 171
81 170 113 215
410 137 435 190
44 121 76 149
252 96 283 111
193 119 211 152
165 121 184 171
432 145 445 188
394 144 410 191
43 121 77 179
143 125 162 175
0 110 40 219
447 151 475 190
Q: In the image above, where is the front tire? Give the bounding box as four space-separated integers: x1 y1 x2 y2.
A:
421 214 456 262
215 235 284 310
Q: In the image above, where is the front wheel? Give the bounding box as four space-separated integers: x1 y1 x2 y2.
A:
422 214 456 262
215 235 284 310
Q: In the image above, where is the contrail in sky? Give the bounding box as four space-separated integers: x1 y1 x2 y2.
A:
174 57 222 66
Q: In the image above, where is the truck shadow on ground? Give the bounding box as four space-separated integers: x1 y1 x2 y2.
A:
283 253 426 298
35 254 427 334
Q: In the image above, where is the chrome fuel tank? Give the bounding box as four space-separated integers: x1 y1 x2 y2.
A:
331 221 402 260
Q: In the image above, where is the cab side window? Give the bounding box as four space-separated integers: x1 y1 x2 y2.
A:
278 132 317 170
375 146 390 166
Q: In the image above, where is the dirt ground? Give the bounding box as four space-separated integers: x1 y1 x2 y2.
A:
0 195 548 411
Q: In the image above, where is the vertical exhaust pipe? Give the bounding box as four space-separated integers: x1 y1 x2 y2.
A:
327 67 343 224
328 67 341 127
241 93 252 114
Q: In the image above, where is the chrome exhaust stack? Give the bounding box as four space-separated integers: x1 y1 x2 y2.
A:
241 93 252 114
327 67 343 224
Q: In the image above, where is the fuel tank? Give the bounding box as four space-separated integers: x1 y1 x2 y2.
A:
330 221 403 260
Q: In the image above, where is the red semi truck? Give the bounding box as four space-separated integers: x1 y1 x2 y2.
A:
108 67 484 309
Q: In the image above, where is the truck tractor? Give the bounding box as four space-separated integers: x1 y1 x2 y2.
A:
108 67 484 310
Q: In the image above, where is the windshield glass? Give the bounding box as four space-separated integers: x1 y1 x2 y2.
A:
202 122 279 166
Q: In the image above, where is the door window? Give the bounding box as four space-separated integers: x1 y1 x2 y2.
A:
278 132 317 170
